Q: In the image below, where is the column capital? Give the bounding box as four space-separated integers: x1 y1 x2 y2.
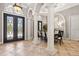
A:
46 3 56 8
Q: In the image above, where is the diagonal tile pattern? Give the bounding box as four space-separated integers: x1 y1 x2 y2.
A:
0 40 52 56
0 40 79 56
55 40 79 56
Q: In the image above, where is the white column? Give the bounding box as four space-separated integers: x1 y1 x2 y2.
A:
33 13 39 44
27 19 31 40
47 6 55 51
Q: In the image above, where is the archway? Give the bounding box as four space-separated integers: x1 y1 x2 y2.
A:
54 13 66 38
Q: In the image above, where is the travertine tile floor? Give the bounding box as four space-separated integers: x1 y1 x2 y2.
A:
55 40 79 56
0 40 51 56
0 40 79 56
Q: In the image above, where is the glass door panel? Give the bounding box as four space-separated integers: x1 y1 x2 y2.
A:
17 18 23 38
4 13 25 43
7 16 13 40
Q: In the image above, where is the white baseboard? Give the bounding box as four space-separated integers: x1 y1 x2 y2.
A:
70 39 79 41
63 38 70 40
63 38 79 42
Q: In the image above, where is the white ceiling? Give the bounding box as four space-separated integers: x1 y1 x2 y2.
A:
0 3 79 16
39 3 79 16
39 3 68 13
59 4 79 15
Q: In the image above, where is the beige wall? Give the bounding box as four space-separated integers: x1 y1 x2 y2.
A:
64 14 79 40
0 11 2 42
0 4 4 43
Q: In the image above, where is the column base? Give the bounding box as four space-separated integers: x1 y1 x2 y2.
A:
32 38 41 44
46 48 57 56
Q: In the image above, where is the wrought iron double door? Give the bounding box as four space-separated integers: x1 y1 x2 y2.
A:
4 13 25 43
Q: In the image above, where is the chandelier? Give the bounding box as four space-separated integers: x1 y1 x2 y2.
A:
13 3 22 12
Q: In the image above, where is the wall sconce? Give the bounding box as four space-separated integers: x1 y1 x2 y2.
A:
13 3 22 12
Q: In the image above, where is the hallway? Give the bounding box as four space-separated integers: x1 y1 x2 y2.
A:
0 40 79 56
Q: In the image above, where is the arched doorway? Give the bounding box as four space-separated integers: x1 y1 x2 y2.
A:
55 13 66 38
